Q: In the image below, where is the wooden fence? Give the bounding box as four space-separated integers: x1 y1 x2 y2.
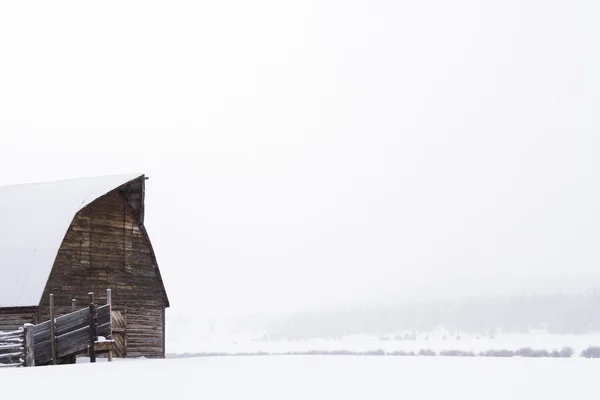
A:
0 327 27 368
0 290 113 368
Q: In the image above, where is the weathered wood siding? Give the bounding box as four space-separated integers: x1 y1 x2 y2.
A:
126 307 165 358
0 308 37 332
39 180 168 357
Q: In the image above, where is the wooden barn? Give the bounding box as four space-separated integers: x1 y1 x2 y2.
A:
0 174 169 358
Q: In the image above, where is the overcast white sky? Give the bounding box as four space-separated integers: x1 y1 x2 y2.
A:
0 1 599 318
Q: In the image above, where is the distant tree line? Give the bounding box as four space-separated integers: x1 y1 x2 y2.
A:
257 292 600 340
168 346 600 358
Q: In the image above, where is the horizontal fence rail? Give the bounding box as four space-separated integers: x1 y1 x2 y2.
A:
1 289 113 367
33 303 111 365
0 328 25 368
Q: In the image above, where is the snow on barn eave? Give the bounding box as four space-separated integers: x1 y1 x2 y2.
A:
0 173 144 308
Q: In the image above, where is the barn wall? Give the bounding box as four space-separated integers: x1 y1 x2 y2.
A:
127 306 165 358
0 308 37 332
39 185 167 357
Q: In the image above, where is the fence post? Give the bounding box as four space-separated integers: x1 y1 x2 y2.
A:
106 289 113 362
24 323 35 367
88 292 97 363
49 294 57 365
67 298 78 364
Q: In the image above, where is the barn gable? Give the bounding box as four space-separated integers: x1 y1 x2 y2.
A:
38 185 169 357
0 174 154 308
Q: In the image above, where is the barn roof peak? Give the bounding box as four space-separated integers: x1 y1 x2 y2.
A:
0 173 145 307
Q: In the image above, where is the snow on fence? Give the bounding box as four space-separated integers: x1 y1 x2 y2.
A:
0 326 29 368
0 290 113 368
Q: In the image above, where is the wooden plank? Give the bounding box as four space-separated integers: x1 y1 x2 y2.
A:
94 340 115 352
34 320 51 338
0 351 23 362
56 326 90 358
97 322 111 338
34 339 52 365
0 334 22 340
0 338 23 345
0 306 37 314
0 344 23 353
0 334 23 339
0 363 22 368
97 304 110 325
0 332 23 339
0 335 23 341
0 352 22 359
55 307 89 336
0 329 23 337
34 329 51 343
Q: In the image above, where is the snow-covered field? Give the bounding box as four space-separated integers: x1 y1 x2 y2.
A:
2 356 600 399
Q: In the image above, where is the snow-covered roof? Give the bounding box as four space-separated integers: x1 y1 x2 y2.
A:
0 173 143 308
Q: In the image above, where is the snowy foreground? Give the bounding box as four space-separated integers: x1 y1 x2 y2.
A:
3 356 600 399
